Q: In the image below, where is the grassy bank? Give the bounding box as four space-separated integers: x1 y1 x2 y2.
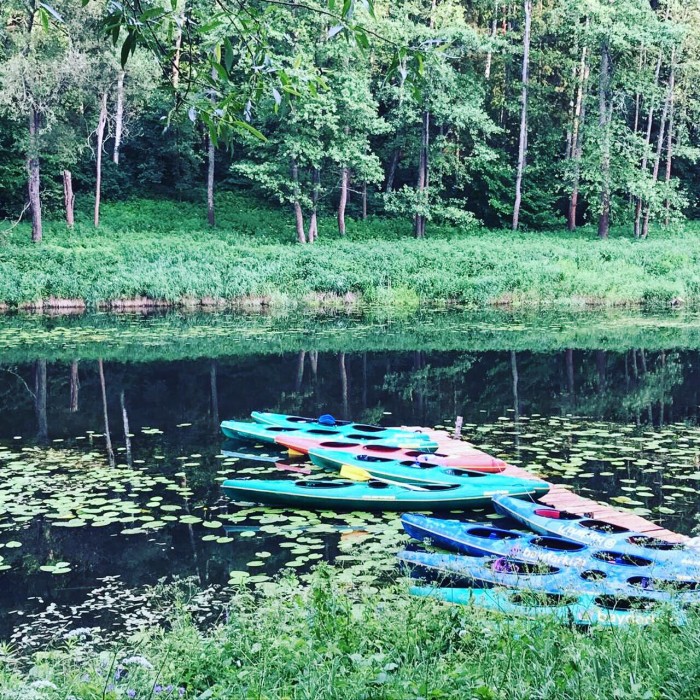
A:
2 569 700 700
2 194 700 309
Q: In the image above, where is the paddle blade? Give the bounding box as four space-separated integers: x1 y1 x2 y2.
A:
340 464 372 482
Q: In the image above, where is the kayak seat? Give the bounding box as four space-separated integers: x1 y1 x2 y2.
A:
534 508 579 520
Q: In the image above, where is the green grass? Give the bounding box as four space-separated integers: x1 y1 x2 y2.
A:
2 192 700 308
2 567 700 700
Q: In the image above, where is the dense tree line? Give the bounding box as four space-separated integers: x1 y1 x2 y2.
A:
1 0 699 241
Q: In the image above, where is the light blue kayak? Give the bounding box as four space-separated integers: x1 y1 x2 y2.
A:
221 420 439 452
250 412 438 451
410 586 683 627
493 495 700 567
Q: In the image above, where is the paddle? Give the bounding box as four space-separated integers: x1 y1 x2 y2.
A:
339 464 431 491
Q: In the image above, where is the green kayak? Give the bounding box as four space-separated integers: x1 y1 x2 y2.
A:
222 477 534 511
250 411 438 451
220 419 439 452
308 447 549 497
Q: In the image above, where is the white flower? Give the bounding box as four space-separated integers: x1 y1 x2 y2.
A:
121 655 154 670
30 680 58 689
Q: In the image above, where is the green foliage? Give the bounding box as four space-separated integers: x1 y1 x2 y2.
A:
2 568 700 699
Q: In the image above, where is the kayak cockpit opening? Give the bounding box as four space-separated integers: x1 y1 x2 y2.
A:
579 519 629 534
367 481 391 490
356 454 395 464
352 424 391 433
593 596 659 612
531 536 586 552
580 569 607 581
347 434 383 441
294 480 353 489
364 445 402 453
305 429 342 436
319 441 361 448
488 558 560 575
467 527 520 540
415 483 461 491
441 468 486 478
405 450 448 458
533 508 580 520
592 551 653 567
626 535 683 550
627 576 700 591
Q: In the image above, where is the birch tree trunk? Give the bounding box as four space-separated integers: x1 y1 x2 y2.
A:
414 110 429 238
291 160 306 244
361 181 367 219
207 134 215 226
568 34 589 231
308 168 320 242
34 359 48 443
338 166 349 236
63 170 74 228
94 91 108 228
512 0 531 232
485 1 499 79
664 53 676 225
69 360 79 413
597 41 612 239
172 0 186 88
28 108 42 243
120 390 132 467
385 148 401 193
98 359 115 468
113 71 125 165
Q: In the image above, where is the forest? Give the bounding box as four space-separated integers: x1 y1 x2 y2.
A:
1 0 699 247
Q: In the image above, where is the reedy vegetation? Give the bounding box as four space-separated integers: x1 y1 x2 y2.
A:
2 568 700 700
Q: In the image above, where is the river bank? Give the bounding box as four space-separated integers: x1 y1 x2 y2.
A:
2 194 700 310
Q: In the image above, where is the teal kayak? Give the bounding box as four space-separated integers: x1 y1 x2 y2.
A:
221 419 439 452
221 478 533 511
308 447 549 496
409 586 682 627
250 412 438 451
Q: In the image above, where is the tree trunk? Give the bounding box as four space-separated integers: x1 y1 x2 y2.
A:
385 148 401 193
94 91 108 228
210 361 219 426
113 71 125 165
28 108 42 243
172 0 186 88
98 359 115 468
565 349 575 400
568 32 588 231
485 1 499 79
414 110 430 238
338 167 349 236
69 360 79 413
120 390 132 467
597 41 612 239
308 168 320 243
339 352 348 420
634 52 663 238
291 159 306 243
295 350 306 392
641 79 671 239
512 0 532 231
361 181 367 219
63 170 74 228
664 52 676 225
511 350 519 420
34 359 48 443
207 134 215 226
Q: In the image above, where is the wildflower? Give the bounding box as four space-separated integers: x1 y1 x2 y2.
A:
154 685 163 693
121 655 154 670
178 688 185 697
64 627 94 640
80 674 90 682
30 680 58 690
127 691 136 699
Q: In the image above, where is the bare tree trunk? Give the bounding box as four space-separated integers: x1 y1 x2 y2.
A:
385 148 401 193
511 350 519 420
34 359 48 443
207 134 215 226
113 71 125 165
512 0 532 231
120 390 132 467
308 168 320 243
309 350 318 377
361 181 367 219
634 52 663 238
414 110 430 238
172 0 186 88
568 33 589 231
485 1 499 79
664 53 676 225
210 361 219 426
338 167 349 236
339 352 348 420
295 350 306 392
98 359 115 468
69 360 79 413
291 160 306 244
94 91 108 228
597 41 612 239
641 80 671 239
565 349 575 400
28 108 42 243
63 170 74 228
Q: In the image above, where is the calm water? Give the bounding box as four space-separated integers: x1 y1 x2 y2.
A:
1 309 700 645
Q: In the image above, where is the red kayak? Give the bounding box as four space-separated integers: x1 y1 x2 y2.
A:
275 435 507 473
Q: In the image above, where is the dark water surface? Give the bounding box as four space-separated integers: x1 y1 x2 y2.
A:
1 309 700 645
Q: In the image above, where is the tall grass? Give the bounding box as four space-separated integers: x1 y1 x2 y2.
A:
2 193 700 308
1 567 700 700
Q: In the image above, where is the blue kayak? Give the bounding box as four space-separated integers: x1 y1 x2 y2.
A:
493 495 700 567
400 514 697 578
309 448 550 495
397 550 700 602
221 420 439 452
250 412 438 451
410 586 683 627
